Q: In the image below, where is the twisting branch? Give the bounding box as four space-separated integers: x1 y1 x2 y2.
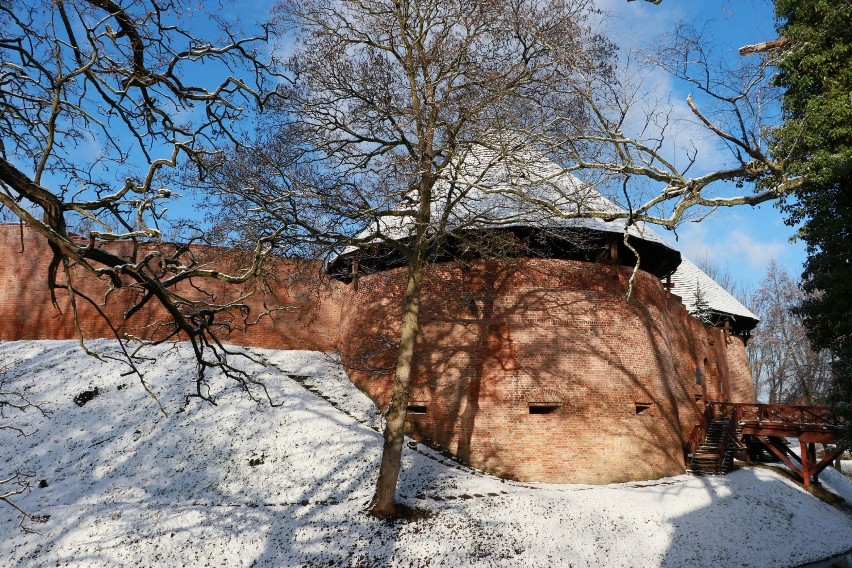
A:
0 0 285 406
522 21 796 231
1 367 51 532
0 471 48 533
739 37 789 56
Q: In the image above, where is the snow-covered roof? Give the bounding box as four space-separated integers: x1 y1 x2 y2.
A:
332 144 756 329
669 256 758 325
336 145 673 256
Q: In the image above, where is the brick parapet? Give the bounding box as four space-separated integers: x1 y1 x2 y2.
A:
0 224 342 351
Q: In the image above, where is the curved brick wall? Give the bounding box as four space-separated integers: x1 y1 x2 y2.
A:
0 225 342 351
0 224 755 484
338 259 755 484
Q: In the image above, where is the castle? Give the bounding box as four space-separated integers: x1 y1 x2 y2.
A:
0 160 757 484
326 150 757 483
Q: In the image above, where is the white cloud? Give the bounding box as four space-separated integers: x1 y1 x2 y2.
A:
668 216 800 288
728 229 787 269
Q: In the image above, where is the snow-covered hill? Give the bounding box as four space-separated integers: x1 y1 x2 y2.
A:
2 340 851 567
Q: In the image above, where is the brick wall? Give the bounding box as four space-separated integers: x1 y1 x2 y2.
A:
0 224 755 484
338 259 755 484
0 225 342 351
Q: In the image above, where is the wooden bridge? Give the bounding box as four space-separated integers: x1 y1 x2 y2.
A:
685 402 847 487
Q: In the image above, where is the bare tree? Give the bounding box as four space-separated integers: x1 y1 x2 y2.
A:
205 0 800 518
0 0 283 404
563 21 797 226
0 0 800 524
214 0 617 518
749 260 832 404
695 253 751 305
0 368 50 531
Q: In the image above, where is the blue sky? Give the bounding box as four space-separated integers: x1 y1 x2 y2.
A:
214 0 800 293
238 0 799 291
596 0 804 291
36 0 794 294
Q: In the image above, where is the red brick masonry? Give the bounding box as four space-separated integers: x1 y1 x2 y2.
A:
338 260 754 483
0 225 341 351
0 225 753 483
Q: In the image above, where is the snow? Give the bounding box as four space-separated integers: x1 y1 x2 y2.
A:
329 146 753 325
333 145 675 254
668 256 758 323
2 340 851 567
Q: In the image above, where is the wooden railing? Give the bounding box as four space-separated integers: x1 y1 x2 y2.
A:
718 404 741 460
734 403 844 427
684 402 715 466
701 401 844 428
683 401 843 467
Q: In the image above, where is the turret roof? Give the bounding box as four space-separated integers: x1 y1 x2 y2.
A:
331 145 757 329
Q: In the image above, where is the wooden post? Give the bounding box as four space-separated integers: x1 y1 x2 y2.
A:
810 443 818 484
812 448 844 482
609 236 619 279
760 436 804 483
801 441 811 488
352 254 360 291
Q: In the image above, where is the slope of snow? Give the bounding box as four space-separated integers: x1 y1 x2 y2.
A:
2 340 851 567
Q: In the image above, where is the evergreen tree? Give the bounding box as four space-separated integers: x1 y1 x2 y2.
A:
774 1 852 427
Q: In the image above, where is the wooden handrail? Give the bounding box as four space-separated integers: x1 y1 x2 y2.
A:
684 402 714 466
684 401 843 469
685 423 703 465
717 404 740 459
735 403 844 427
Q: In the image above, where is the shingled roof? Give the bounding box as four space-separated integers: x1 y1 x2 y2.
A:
337 145 675 250
328 145 758 333
667 256 758 334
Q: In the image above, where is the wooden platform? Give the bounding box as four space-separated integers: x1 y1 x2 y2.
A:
685 402 846 487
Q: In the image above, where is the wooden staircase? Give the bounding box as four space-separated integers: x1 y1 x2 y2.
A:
684 401 845 487
688 412 741 475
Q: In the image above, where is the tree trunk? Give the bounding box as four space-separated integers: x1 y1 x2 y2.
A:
369 259 424 518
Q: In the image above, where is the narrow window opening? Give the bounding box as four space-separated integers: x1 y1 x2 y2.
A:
529 403 561 415
635 402 653 415
694 394 703 402
407 405 427 415
466 299 480 316
695 367 703 385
